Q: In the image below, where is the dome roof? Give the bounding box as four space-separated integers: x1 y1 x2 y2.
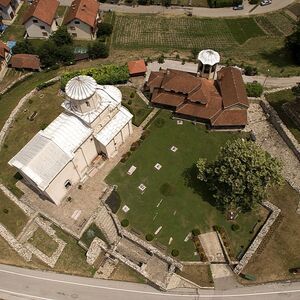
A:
65 75 97 101
197 49 220 66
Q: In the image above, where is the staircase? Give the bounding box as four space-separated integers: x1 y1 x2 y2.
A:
95 206 119 245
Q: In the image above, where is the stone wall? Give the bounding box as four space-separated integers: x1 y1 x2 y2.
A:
233 201 281 274
260 99 300 174
0 73 33 96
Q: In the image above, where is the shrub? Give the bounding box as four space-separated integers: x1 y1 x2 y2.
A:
121 151 131 163
128 99 132 105
130 92 135 98
3 208 9 214
97 22 113 37
158 54 165 64
213 225 222 232
121 219 129 227
192 228 200 236
231 223 240 231
175 54 180 60
244 65 258 76
208 0 242 7
160 183 176 197
36 80 57 91
146 233 154 241
171 249 179 257
154 117 165 128
87 40 109 59
141 130 150 140
246 82 263 97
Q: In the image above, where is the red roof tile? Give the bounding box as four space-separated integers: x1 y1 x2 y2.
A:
212 110 248 127
23 0 59 26
10 54 40 70
63 0 99 28
127 59 147 75
0 0 11 7
152 92 185 107
0 40 9 59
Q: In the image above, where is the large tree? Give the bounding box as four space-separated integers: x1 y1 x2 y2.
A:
197 139 283 212
285 22 300 65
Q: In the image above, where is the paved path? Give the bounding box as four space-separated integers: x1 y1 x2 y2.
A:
1 264 300 300
101 0 295 17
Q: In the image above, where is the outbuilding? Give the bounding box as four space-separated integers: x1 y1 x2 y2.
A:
127 59 147 77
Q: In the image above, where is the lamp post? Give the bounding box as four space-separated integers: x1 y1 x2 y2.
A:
263 69 270 88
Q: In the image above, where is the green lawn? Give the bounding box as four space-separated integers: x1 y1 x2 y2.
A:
0 81 64 196
265 89 300 143
119 86 153 126
0 190 29 236
29 228 58 257
106 111 267 261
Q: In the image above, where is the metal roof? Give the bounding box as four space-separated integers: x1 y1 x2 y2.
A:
197 49 220 66
95 107 132 146
65 75 97 101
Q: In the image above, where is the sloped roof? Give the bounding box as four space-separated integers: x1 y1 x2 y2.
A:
152 92 185 108
9 112 92 190
212 110 248 127
0 0 11 8
10 54 40 70
217 67 249 109
63 0 99 28
22 0 59 26
0 40 9 59
127 60 147 75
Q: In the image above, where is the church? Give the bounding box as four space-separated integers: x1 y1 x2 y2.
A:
9 75 133 205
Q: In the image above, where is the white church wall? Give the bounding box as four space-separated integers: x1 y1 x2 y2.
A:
91 107 110 130
73 147 88 177
78 135 98 166
45 161 81 205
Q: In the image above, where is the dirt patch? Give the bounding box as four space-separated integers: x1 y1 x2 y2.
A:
109 262 146 284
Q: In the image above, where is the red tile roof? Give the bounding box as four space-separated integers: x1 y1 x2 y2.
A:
127 59 147 75
0 0 11 7
212 110 248 127
152 92 185 108
10 54 40 70
64 0 99 28
23 0 59 26
0 40 9 59
217 67 249 109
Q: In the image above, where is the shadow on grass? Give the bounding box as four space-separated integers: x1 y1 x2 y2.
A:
182 164 219 209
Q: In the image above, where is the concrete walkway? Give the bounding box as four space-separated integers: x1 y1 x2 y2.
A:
101 0 295 17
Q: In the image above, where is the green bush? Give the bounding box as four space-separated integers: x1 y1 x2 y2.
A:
145 233 154 241
246 82 263 97
171 249 179 257
87 40 109 59
213 225 222 232
97 22 113 37
208 0 242 8
61 64 129 90
36 80 57 91
192 228 200 236
158 54 165 64
231 223 240 231
244 65 258 76
128 99 133 105
121 219 129 227
160 183 176 197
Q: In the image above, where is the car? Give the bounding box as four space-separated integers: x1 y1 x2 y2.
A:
233 4 244 10
260 0 272 6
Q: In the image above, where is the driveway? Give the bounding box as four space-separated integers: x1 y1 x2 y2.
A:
101 0 295 17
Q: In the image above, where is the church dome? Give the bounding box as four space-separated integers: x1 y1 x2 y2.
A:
65 75 97 101
197 49 220 66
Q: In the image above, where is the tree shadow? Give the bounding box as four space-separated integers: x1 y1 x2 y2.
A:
182 164 219 209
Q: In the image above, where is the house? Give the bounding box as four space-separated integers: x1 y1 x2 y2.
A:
145 66 249 129
0 40 10 70
9 75 133 205
9 54 40 71
127 60 147 77
22 0 59 39
0 0 21 20
63 0 99 40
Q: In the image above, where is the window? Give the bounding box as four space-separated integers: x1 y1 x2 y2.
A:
86 101 90 107
71 33 77 37
74 20 80 24
64 180 71 189
70 26 75 31
40 25 45 30
42 32 48 36
33 19 38 23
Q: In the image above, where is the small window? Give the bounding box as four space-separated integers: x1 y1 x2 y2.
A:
70 26 75 30
86 101 90 107
40 25 45 30
64 180 71 189
33 19 38 23
42 32 48 36
74 20 80 24
71 33 77 37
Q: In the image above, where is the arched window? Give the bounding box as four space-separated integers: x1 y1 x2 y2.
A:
86 101 90 107
64 180 71 189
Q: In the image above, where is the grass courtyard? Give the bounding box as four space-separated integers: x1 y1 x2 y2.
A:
106 111 268 261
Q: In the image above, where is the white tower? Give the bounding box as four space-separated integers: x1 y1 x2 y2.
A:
65 75 101 114
197 49 220 80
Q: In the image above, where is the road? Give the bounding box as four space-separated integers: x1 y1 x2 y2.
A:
101 0 295 17
0 264 300 300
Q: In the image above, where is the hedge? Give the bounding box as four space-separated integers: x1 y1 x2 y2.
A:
60 64 129 90
208 0 242 8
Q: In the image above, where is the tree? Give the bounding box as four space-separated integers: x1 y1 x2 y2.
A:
50 26 73 46
13 40 35 55
285 22 300 65
191 48 199 59
37 40 58 68
245 82 263 97
56 44 74 65
162 0 171 7
97 22 113 38
87 40 109 59
197 139 283 212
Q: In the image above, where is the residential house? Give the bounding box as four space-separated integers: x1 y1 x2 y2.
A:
0 40 10 70
22 0 59 39
63 0 99 40
0 0 21 20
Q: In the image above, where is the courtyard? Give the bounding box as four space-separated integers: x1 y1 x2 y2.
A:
106 110 268 261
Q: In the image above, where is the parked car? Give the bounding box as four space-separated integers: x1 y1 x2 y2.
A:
233 4 244 10
260 0 272 6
